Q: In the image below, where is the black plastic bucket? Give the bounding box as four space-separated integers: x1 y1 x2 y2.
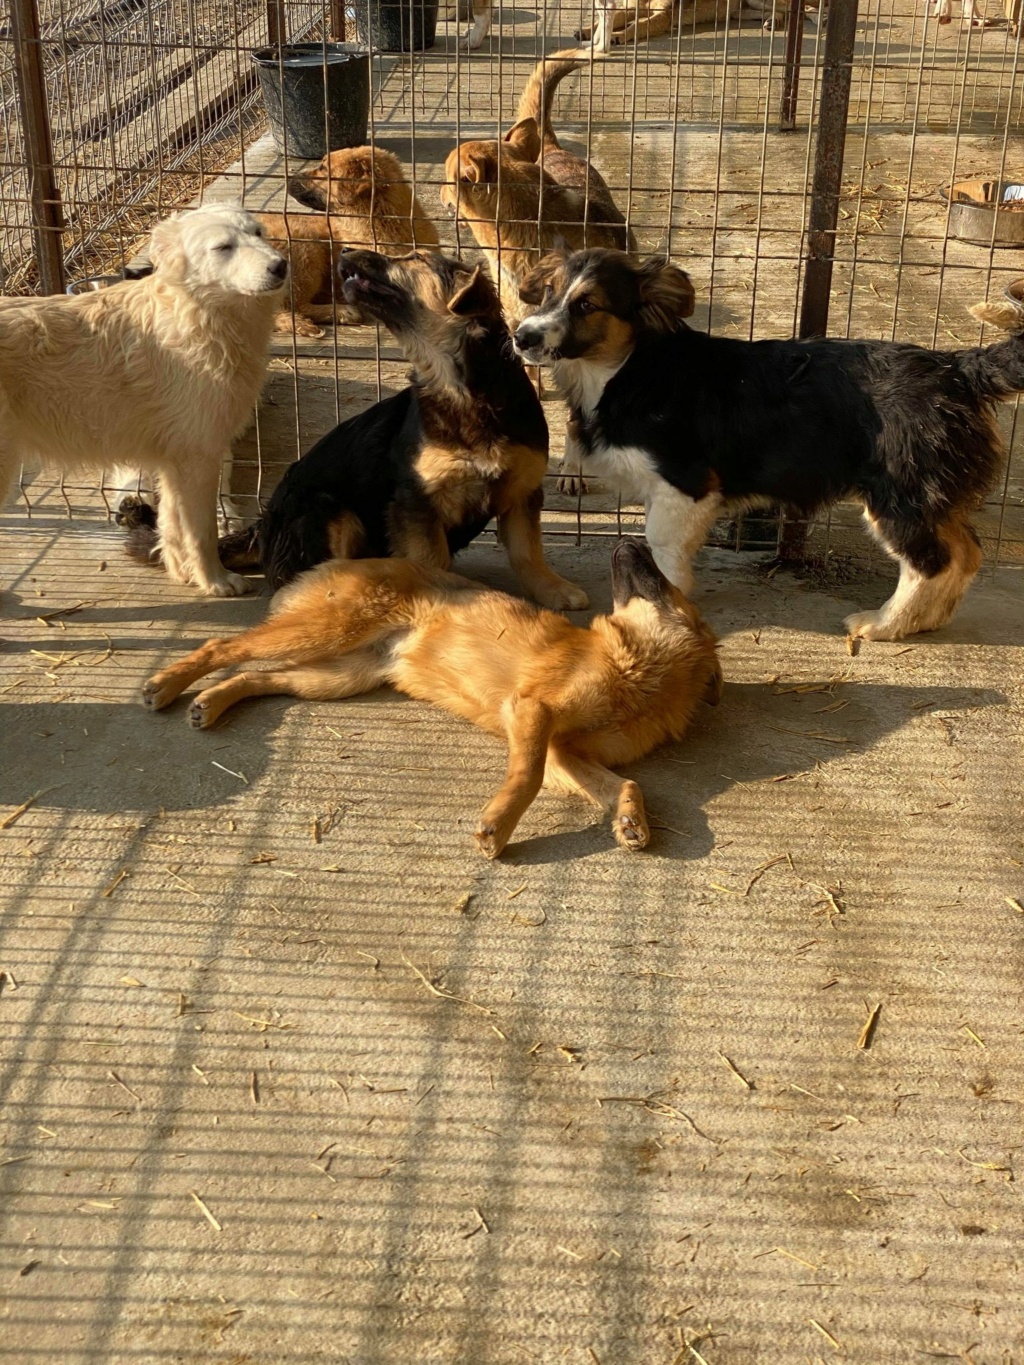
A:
353 0 438 51
252 43 370 160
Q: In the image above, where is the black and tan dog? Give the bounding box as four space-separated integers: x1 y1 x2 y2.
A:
142 540 721 857
441 56 635 322
218 248 587 609
513 247 1024 642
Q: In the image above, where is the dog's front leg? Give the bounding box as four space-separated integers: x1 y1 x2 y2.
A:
158 463 252 597
556 420 589 497
498 489 589 611
475 697 553 858
644 483 723 597
390 507 453 571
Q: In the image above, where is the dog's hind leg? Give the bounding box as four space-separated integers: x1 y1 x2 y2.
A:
142 623 311 713
645 482 723 596
845 510 983 642
158 461 252 597
498 488 589 611
0 434 18 591
475 697 554 858
545 746 649 850
188 651 385 729
144 563 403 710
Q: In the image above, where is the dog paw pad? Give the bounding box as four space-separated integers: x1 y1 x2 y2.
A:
474 822 502 858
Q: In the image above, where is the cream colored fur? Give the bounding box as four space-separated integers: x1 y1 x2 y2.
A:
0 205 286 597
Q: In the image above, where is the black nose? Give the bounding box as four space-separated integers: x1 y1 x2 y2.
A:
268 256 287 280
515 323 543 350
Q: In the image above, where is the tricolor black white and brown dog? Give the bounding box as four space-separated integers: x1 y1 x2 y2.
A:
513 247 1022 642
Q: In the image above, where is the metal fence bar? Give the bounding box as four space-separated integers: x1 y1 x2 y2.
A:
8 0 64 293
779 0 805 133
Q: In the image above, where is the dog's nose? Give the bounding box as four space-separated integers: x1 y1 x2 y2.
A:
268 256 287 280
514 323 543 351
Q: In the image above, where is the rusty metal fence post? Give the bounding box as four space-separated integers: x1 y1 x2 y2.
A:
776 0 859 561
799 0 859 339
9 0 65 294
267 0 288 46
779 0 805 133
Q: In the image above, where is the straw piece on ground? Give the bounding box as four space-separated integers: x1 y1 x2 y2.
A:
720 1052 754 1090
190 1191 222 1232
857 1003 882 1050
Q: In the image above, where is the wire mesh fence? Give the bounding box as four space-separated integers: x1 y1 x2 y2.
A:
2 0 1023 571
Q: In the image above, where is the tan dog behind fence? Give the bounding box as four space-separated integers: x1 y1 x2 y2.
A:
257 146 439 337
441 55 634 322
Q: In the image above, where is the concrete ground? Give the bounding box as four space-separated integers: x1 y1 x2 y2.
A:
3 1 1024 1359
1 501 1022 1364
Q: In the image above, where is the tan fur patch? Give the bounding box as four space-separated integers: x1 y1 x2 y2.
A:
326 510 367 560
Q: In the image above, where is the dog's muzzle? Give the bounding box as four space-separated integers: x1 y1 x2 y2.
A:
337 248 398 313
611 538 668 608
512 320 556 364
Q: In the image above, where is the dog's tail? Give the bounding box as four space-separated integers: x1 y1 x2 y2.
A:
962 289 1024 398
116 496 263 574
514 53 586 150
116 497 162 567
215 525 261 572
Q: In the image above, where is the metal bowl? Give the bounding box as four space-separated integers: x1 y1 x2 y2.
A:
65 275 123 295
1003 277 1024 303
940 178 1024 247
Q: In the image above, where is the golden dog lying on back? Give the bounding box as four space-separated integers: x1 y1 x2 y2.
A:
142 541 721 857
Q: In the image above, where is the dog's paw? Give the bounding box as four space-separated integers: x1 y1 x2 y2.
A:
115 494 157 530
189 696 216 730
291 316 325 339
533 578 589 612
614 812 650 851
474 821 507 858
334 304 368 327
556 474 589 497
141 676 176 712
202 571 253 598
843 609 898 642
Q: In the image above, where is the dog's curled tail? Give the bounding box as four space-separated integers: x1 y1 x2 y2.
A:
969 294 1024 334
514 53 587 150
963 289 1024 398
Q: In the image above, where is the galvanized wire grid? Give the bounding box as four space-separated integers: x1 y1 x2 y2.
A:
1 0 1023 568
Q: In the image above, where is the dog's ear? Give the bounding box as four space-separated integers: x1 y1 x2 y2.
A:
504 117 541 161
635 257 695 332
146 213 188 279
448 264 498 318
518 249 566 306
456 147 492 185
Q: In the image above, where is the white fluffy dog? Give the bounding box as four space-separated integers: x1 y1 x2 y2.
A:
0 205 287 597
